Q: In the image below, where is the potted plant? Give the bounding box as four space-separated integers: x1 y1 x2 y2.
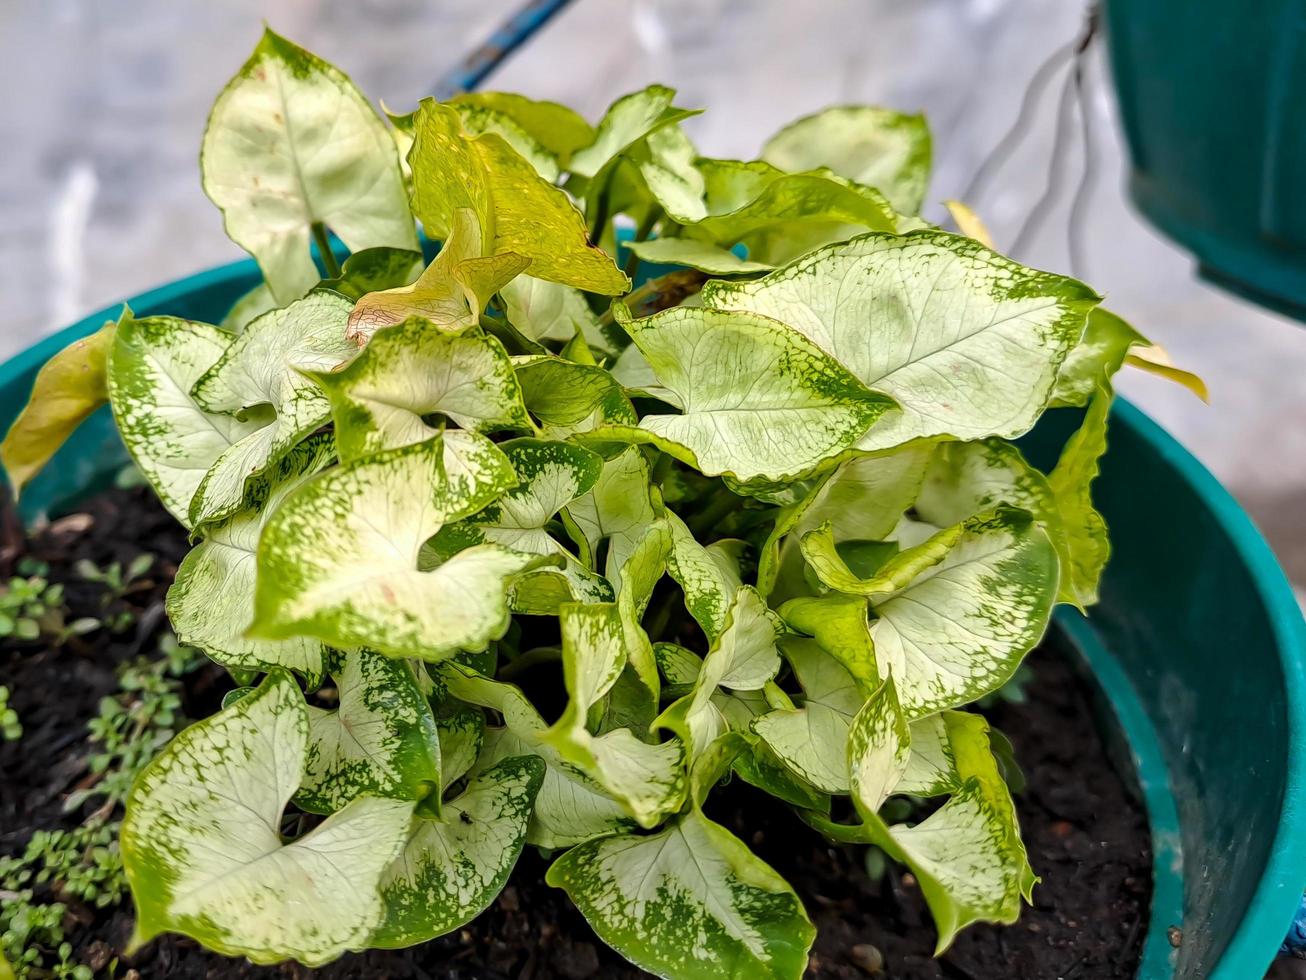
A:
2 29 1303 980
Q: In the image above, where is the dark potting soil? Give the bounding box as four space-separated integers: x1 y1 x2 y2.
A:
1 487 1151 980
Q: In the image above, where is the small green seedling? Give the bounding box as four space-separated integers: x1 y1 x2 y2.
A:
0 28 1202 978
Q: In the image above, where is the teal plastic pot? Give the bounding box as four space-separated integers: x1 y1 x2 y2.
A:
1104 0 1306 320
3 260 1304 979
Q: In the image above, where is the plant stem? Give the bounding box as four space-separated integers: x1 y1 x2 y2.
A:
623 205 664 280
599 269 710 331
311 222 342 279
498 646 562 681
587 172 613 245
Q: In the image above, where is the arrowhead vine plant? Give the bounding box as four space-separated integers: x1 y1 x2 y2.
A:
2 29 1205 979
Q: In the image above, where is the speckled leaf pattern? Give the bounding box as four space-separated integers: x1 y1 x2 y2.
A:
435 704 485 791
408 101 627 295
121 672 414 966
543 603 687 826
297 650 441 814
166 435 333 681
440 664 634 849
435 439 609 609
612 303 894 482
188 290 357 527
762 106 932 214
703 231 1099 450
851 710 1036 952
845 676 911 813
665 510 744 641
546 807 815 980
804 509 1057 718
250 436 542 661
372 756 544 948
753 638 863 793
316 317 529 462
2 321 114 496
201 29 416 304
106 314 266 528
347 210 527 340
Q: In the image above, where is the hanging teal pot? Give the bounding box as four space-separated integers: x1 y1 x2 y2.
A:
2 258 1304 978
1105 0 1306 319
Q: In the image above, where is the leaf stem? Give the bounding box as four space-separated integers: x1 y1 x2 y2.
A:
623 206 664 280
311 222 342 280
599 269 710 330
797 808 875 844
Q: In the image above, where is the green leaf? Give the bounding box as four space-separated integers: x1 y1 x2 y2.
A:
849 707 1036 952
297 649 441 815
687 161 898 264
1046 386 1112 606
514 355 620 425
448 92 596 166
542 603 687 826
440 663 635 848
566 446 659 590
167 434 334 681
703 231 1099 451
801 509 1057 716
762 106 932 214
453 103 560 181
753 638 863 793
2 323 113 496
122 671 414 966
434 438 611 610
408 100 628 295
546 807 815 980
623 237 773 275
845 676 911 814
201 29 416 304
1050 308 1143 408
778 594 879 697
657 587 784 759
372 755 544 947
436 703 485 790
107 313 268 528
569 85 700 183
608 303 894 482
347 209 527 340
250 436 545 661
316 316 529 462
320 246 425 302
500 275 613 353
188 290 357 526
665 510 744 641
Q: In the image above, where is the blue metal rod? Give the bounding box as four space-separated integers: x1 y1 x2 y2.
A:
432 0 576 99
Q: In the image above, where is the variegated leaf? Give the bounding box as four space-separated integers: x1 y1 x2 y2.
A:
297 649 441 814
121 672 413 966
607 303 894 482
167 434 334 681
800 509 1058 717
250 436 543 661
316 316 529 462
566 446 659 591
702 231 1099 451
372 755 544 948
546 807 815 979
753 638 863 793
762 106 932 214
188 290 356 526
106 313 266 528
202 29 417 304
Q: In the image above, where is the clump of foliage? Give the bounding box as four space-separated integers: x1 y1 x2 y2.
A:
0 687 19 742
0 29 1202 978
0 569 97 646
0 636 201 980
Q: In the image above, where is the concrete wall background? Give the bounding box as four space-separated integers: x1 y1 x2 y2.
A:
2 0 1302 591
